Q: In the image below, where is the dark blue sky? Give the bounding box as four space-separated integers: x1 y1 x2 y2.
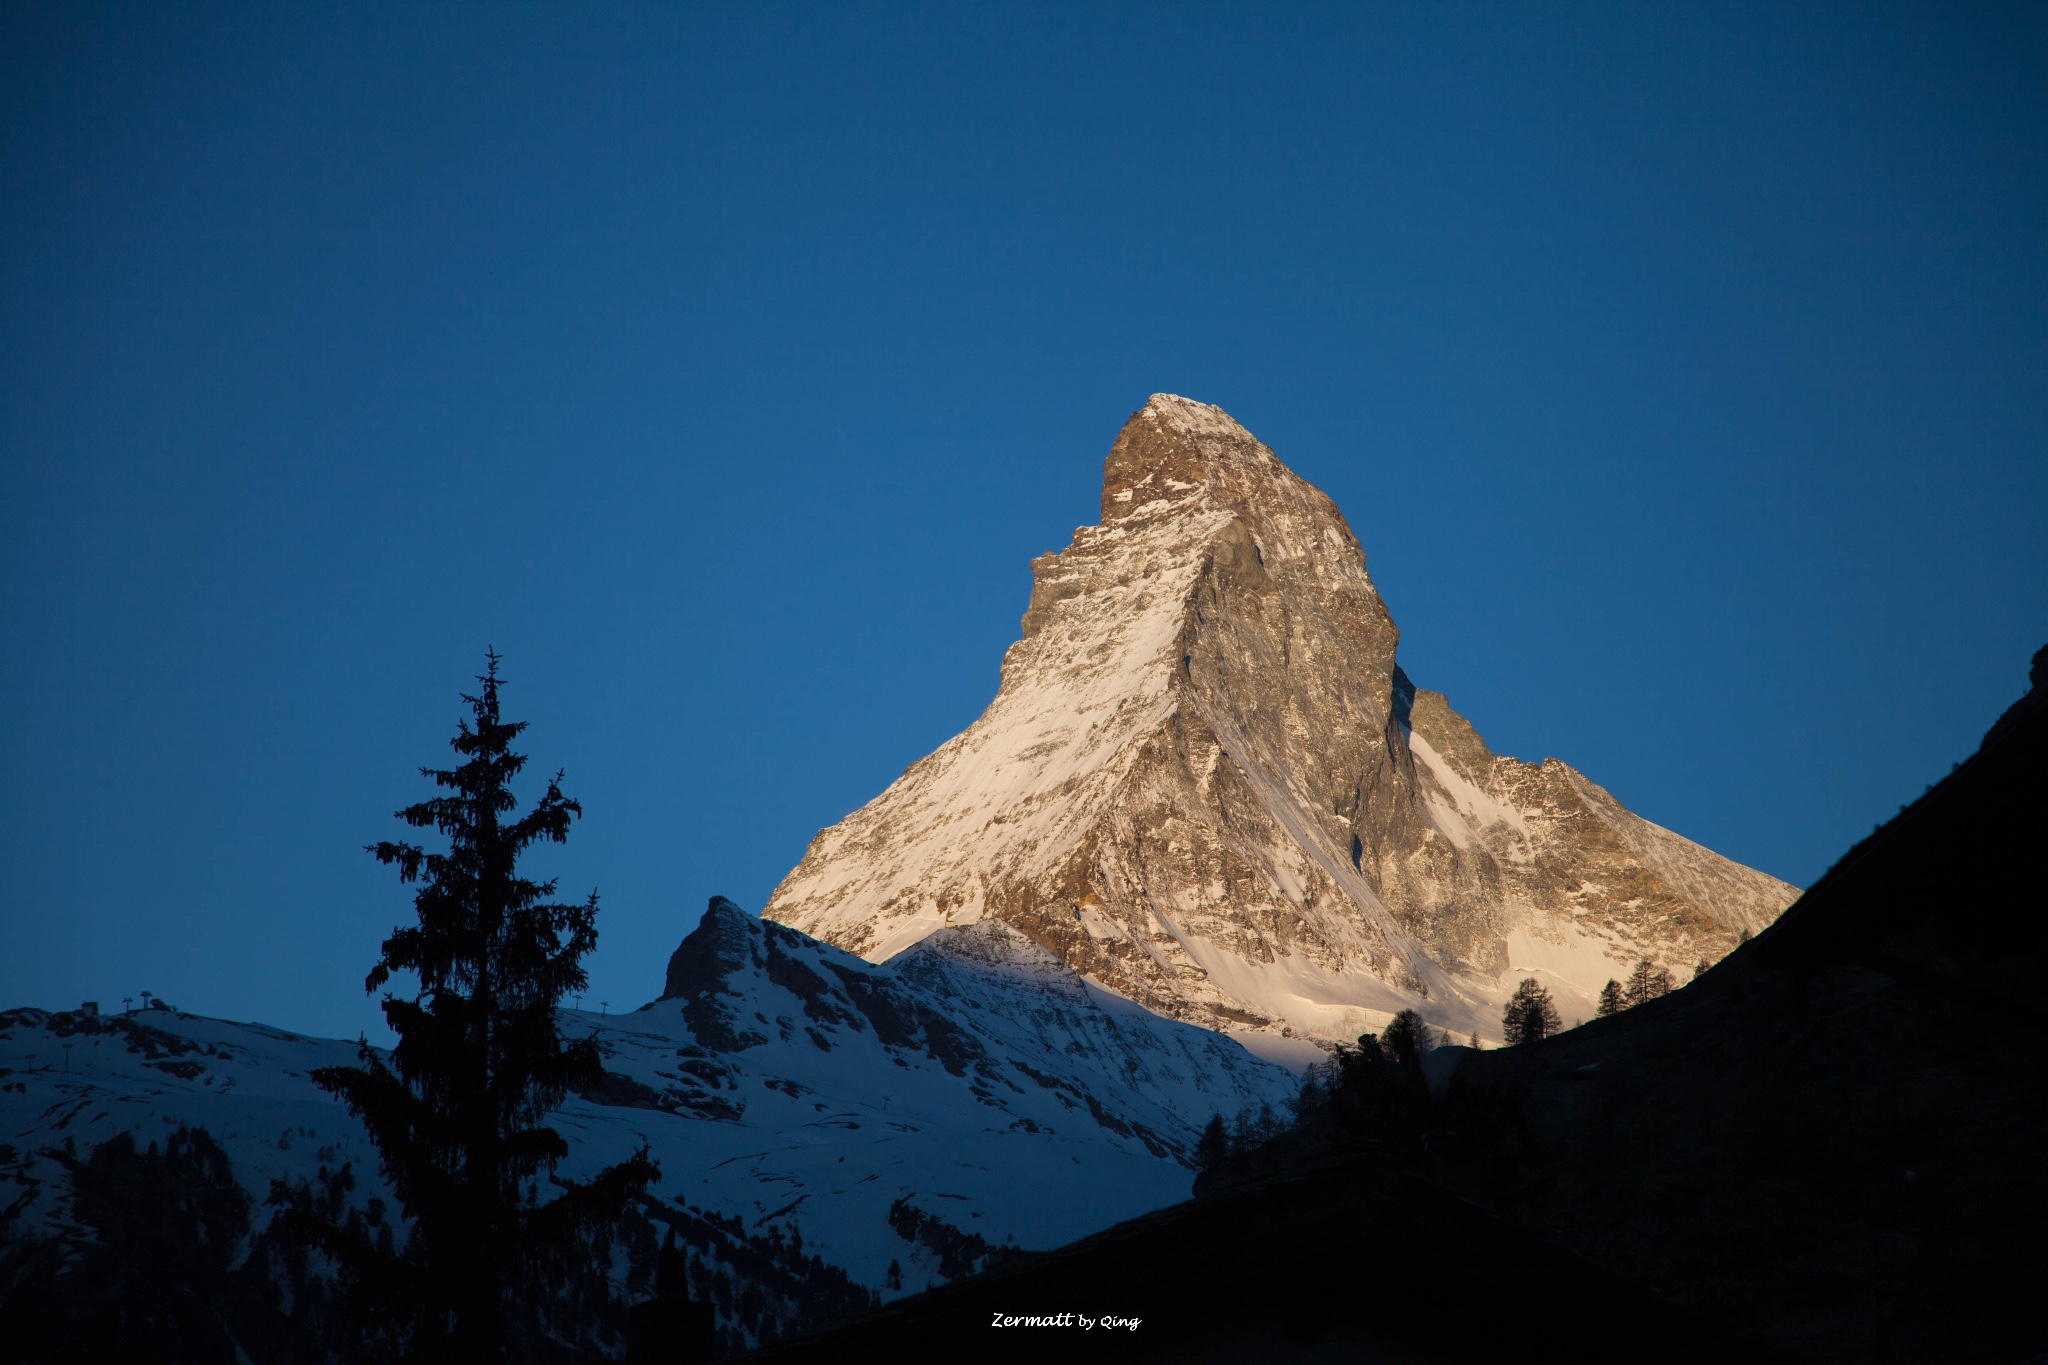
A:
4 3 2044 1041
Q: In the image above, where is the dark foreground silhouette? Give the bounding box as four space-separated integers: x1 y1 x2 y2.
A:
748 648 2048 1365
746 1147 1766 1364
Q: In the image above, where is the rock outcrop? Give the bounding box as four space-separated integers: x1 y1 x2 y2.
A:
765 396 1796 1042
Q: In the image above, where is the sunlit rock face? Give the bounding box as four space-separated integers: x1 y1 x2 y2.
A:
764 395 1796 1044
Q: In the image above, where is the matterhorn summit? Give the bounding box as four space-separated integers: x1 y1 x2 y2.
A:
765 396 1796 1047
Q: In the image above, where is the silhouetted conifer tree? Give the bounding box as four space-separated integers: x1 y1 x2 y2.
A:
1623 959 1674 1008
1501 978 1562 1045
1332 1031 1391 1108
1692 959 1710 980
1291 1071 1332 1129
1194 1114 1229 1173
299 654 658 1362
1241 1102 1281 1149
1381 1009 1436 1071
626 1228 713 1365
1596 979 1625 1017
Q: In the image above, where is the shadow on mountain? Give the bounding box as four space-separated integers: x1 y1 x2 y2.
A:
746 647 2048 1364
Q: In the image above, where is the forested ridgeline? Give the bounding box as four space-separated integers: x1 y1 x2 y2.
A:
0 1124 875 1365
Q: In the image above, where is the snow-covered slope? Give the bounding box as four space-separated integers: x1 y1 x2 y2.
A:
629 900 1293 1267
0 899 1295 1346
765 395 1800 1040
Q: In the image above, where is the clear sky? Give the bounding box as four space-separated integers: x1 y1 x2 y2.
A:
4 3 2044 1042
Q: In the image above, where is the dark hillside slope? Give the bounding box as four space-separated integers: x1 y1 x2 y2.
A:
743 1148 1760 1364
1429 646 2048 1362
750 649 2046 1363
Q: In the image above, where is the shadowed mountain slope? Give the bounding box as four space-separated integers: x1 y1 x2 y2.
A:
741 1149 1766 1365
1422 646 2048 1362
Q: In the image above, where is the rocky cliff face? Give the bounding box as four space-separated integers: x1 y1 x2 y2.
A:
764 395 1796 1044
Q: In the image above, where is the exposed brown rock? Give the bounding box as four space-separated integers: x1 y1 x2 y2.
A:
764 395 1796 1043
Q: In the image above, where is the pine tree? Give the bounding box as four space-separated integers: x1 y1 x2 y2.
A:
1194 1114 1229 1173
1596 979 1625 1017
1501 978 1562 1045
1320 1032 1383 1134
1291 1070 1332 1130
1692 959 1710 981
1623 959 1674 1008
1381 1009 1436 1070
300 654 658 1362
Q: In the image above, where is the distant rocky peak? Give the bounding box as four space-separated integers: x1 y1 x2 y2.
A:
1096 395 1369 571
1099 394 1271 521
661 895 760 1001
765 398 1798 1044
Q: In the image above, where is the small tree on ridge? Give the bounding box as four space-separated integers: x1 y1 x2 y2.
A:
1502 978 1562 1045
1623 960 1674 1008
1194 1115 1229 1173
1381 1009 1436 1071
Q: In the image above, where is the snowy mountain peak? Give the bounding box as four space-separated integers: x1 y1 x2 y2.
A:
1094 395 1372 582
765 398 1797 1045
1100 394 1279 521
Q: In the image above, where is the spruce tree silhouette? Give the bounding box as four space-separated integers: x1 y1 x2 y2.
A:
1502 978 1563 1045
1596 979 1625 1017
1194 1114 1230 1173
301 654 657 1363
1380 1009 1436 1071
1623 960 1674 1008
